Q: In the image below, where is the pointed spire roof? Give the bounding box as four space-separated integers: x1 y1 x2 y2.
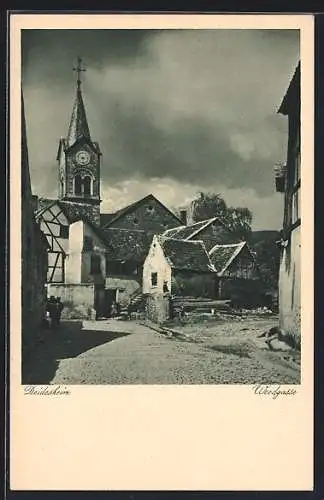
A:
67 86 91 147
66 57 91 147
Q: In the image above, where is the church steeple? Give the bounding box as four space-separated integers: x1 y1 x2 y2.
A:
67 57 91 147
56 57 101 225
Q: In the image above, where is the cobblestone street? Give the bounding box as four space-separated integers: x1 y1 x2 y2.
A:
22 316 300 385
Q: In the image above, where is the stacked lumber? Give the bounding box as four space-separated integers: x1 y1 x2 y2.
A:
171 296 231 312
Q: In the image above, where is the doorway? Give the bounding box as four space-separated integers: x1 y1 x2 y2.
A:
94 284 105 319
105 289 117 317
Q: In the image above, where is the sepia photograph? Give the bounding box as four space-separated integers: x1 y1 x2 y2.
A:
21 27 301 385
10 13 314 492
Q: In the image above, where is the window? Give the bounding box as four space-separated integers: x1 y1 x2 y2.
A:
133 217 139 225
59 225 69 239
74 174 93 196
83 236 93 251
151 272 158 287
75 175 82 195
91 254 101 274
83 176 91 196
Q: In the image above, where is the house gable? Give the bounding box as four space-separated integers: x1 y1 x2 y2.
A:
35 201 69 283
143 235 172 294
210 242 260 279
102 194 182 233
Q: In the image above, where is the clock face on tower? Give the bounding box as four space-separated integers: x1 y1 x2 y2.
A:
75 150 91 166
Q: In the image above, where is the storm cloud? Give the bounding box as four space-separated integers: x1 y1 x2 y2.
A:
22 29 299 229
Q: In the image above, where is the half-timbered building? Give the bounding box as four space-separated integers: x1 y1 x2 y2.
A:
275 61 301 346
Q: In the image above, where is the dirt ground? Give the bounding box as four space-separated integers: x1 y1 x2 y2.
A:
22 314 300 385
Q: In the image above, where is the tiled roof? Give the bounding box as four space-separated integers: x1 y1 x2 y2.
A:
162 217 222 241
209 242 246 275
160 237 215 272
58 201 96 224
103 228 151 262
100 213 115 227
36 198 95 225
35 198 110 247
162 225 186 238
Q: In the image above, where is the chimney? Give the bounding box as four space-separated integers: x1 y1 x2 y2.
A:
179 209 187 226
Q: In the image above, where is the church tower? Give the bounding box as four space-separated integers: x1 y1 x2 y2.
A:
57 57 101 224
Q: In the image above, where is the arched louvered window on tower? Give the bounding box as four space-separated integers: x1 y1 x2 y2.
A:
74 174 82 195
83 175 92 196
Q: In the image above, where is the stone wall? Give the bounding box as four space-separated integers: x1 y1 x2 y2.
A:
48 283 95 319
145 293 170 324
105 276 141 307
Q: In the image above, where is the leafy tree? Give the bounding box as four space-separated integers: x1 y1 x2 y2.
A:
191 192 253 242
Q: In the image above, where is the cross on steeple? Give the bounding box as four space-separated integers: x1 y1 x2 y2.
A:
73 56 86 90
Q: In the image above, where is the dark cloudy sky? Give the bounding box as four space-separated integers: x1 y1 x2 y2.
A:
22 29 299 230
